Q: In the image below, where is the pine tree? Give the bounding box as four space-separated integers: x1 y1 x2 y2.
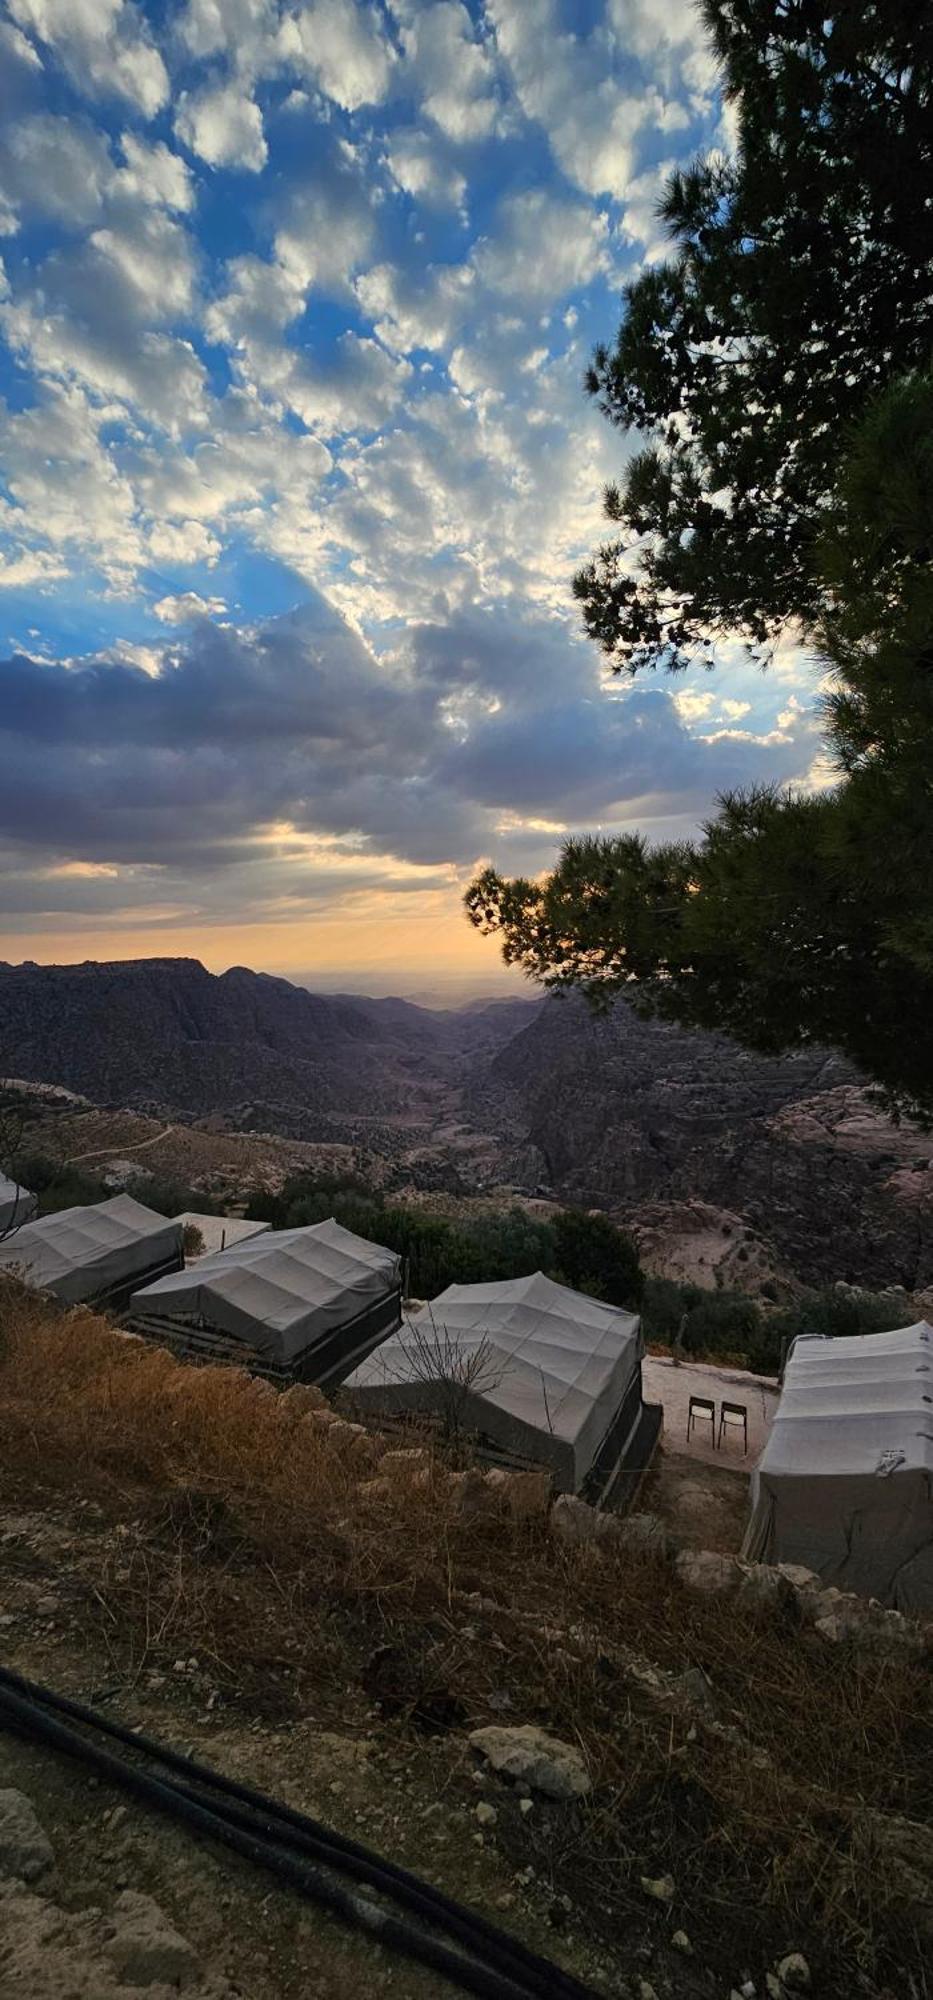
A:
467 372 933 1113
574 2 933 672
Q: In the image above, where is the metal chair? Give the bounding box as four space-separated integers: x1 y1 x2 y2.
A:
686 1394 715 1444
717 1400 749 1454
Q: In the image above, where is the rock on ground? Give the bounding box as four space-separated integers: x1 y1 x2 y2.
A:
674 1549 742 1598
103 1890 200 1987
0 1875 233 1998
468 1725 591 1801
0 1788 55 1884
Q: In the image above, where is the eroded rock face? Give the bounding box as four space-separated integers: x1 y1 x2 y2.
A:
468 1724 591 1800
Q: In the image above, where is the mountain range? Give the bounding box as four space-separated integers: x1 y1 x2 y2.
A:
2 956 931 1296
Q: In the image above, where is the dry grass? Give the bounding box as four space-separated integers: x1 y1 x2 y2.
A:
0 1276 931 1996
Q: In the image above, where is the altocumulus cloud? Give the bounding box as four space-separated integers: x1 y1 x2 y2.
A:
0 0 824 949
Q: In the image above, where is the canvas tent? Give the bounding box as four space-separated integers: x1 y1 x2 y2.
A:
0 1195 183 1308
0 1172 36 1235
129 1217 402 1384
345 1270 659 1499
743 1322 933 1611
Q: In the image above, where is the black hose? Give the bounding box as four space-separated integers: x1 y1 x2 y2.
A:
0 1661 584 1996
0 1665 605 2000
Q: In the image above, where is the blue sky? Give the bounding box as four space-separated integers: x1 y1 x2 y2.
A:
0 0 825 993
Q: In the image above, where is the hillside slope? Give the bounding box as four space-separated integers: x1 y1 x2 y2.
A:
468 995 933 1292
0 1281 931 2000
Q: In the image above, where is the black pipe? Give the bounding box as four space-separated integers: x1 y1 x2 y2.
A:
0 1666 604 2000
0 1662 594 2000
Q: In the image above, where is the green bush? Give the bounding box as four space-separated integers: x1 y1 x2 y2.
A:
248 1175 644 1308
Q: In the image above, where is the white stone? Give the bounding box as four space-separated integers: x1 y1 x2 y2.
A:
475 1801 497 1827
639 1873 675 1902
777 1952 811 1991
468 1724 591 1801
674 1549 742 1598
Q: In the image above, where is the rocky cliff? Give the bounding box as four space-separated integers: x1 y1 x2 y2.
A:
467 995 933 1292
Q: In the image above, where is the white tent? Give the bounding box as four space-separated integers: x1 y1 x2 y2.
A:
743 1323 933 1611
130 1217 402 1382
0 1173 36 1235
0 1195 183 1307
345 1271 655 1496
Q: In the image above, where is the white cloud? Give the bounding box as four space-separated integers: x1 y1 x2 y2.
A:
9 0 169 117
673 689 716 723
490 0 703 198
275 159 377 292
355 258 474 354
283 0 395 113
720 698 751 720
176 0 278 65
0 387 144 585
153 592 227 623
0 545 70 590
89 211 198 322
175 81 268 173
0 114 114 228
384 128 466 210
117 135 195 215
474 190 611 303
396 1 501 142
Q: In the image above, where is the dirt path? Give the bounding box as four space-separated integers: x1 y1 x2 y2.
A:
65 1126 175 1165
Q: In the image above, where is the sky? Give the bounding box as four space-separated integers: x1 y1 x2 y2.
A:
0 0 826 999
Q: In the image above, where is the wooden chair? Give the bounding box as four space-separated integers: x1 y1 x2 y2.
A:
717 1400 749 1454
686 1394 715 1444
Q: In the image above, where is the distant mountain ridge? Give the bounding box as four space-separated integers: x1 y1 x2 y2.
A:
0 957 539 1125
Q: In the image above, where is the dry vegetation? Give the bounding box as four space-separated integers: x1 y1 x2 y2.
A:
0 1275 931 1998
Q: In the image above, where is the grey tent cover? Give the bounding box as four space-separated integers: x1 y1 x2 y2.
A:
744 1322 933 1611
0 1194 183 1305
345 1270 643 1491
131 1217 401 1366
0 1173 36 1234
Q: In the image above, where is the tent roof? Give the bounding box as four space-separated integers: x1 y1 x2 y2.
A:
346 1270 642 1455
0 1173 36 1231
759 1322 933 1479
0 1194 181 1300
131 1217 401 1362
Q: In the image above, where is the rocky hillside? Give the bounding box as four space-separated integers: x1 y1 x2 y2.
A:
0 958 538 1133
467 995 933 1293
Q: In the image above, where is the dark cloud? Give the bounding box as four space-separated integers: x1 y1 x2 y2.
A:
1 597 821 932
